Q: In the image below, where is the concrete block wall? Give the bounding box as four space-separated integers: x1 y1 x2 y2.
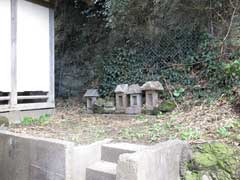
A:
0 130 74 180
117 140 192 180
0 130 111 180
72 139 112 180
0 131 191 180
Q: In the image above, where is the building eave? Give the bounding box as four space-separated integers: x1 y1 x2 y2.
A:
26 0 55 8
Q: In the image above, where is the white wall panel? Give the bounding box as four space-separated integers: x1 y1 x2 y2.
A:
0 0 11 92
17 0 50 92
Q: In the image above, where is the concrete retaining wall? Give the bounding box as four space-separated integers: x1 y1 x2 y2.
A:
0 130 111 180
117 140 192 180
0 131 191 180
0 130 74 180
73 139 112 180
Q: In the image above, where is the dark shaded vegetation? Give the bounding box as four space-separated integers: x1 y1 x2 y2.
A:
55 0 240 103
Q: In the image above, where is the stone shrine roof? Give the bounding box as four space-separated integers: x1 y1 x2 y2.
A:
141 81 164 91
114 84 129 93
127 84 142 94
84 89 99 97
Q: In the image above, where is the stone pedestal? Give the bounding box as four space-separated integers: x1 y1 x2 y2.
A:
145 91 159 110
115 84 128 113
115 93 128 113
86 97 97 113
126 84 142 114
84 89 99 113
141 81 164 111
126 94 142 114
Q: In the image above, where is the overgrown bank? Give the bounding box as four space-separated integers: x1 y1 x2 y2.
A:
53 2 240 178
55 0 240 100
9 98 240 146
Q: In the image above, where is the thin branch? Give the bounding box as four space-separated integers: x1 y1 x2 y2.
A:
229 0 237 9
220 0 239 58
215 11 228 25
223 8 237 42
209 0 214 35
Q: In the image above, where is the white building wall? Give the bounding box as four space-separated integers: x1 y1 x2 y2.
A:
17 0 50 92
0 0 11 92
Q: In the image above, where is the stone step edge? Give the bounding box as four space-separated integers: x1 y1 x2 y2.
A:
87 161 117 175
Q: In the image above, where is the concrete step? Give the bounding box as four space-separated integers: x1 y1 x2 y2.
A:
86 161 117 180
101 143 147 163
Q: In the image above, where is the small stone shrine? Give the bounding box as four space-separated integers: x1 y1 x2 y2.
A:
114 84 128 113
141 81 164 110
126 84 142 114
84 89 99 113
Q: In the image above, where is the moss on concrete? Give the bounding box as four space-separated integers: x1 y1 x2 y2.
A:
193 152 218 168
185 143 240 180
151 100 177 114
0 116 9 127
159 100 177 112
185 172 201 180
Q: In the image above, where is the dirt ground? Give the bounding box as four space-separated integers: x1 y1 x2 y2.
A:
9 98 240 146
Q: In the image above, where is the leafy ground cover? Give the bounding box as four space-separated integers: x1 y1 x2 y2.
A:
8 97 240 148
186 143 240 180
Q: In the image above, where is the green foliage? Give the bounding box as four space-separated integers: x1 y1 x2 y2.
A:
225 59 240 80
194 152 218 168
21 117 35 126
55 0 240 99
216 120 240 143
21 114 51 126
156 111 164 119
164 118 175 129
151 107 161 116
119 119 176 143
187 143 240 180
185 34 226 86
185 172 201 180
95 128 106 139
217 127 230 138
173 87 185 97
151 101 177 115
231 120 240 128
99 47 154 97
136 115 147 122
148 123 167 142
185 34 240 100
120 127 145 141
159 100 177 113
99 33 239 98
180 128 201 141
98 1 240 97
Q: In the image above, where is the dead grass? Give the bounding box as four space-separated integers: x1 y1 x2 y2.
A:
9 98 240 147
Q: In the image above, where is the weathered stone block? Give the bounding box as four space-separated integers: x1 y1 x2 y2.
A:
84 89 99 113
116 140 192 180
141 81 164 110
0 131 74 180
73 139 112 180
126 84 142 114
115 84 129 113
